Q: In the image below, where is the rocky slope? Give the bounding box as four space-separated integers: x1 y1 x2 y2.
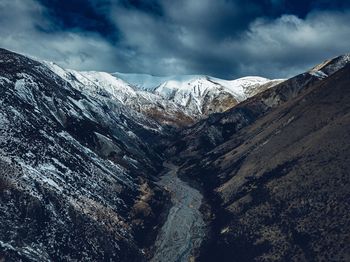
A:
169 55 350 261
0 48 169 261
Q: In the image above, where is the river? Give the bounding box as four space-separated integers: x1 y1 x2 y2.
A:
151 162 206 262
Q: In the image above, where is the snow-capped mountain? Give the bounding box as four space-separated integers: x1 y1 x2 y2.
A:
154 75 283 114
308 53 350 78
116 73 283 115
43 63 283 127
43 62 195 127
172 54 350 157
113 72 180 92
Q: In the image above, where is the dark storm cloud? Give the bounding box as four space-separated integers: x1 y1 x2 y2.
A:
0 0 349 79
119 0 163 16
36 0 117 39
108 0 350 78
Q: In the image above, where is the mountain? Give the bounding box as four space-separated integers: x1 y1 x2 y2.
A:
116 72 283 116
1 47 350 262
43 62 195 128
0 48 169 261
0 48 280 261
44 63 281 128
169 54 350 158
168 55 350 261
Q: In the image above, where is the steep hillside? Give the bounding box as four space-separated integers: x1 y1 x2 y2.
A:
0 49 168 261
171 58 350 261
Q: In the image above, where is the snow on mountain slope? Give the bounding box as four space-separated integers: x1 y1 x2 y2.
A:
43 62 283 125
43 62 195 127
309 54 350 78
116 73 283 115
76 71 138 102
43 62 136 102
44 64 282 126
155 75 282 114
114 72 202 92
170 54 350 161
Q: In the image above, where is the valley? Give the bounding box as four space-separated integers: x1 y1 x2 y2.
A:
1 48 350 262
151 163 206 262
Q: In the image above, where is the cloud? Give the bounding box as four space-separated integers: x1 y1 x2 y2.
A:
107 0 350 78
0 0 349 79
0 0 120 71
224 10 350 77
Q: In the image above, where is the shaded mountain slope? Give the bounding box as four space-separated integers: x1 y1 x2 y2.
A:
173 62 350 261
0 48 168 261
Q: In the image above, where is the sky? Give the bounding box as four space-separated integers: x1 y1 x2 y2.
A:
0 0 349 79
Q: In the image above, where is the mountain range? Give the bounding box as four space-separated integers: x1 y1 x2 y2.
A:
0 48 349 261
44 61 283 127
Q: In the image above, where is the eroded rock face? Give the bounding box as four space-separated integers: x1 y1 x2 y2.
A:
0 48 168 261
171 59 350 261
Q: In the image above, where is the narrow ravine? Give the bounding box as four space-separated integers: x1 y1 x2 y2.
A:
151 162 206 262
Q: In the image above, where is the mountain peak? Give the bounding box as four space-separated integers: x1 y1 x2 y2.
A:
309 53 350 78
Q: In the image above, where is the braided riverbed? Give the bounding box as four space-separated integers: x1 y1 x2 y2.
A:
151 163 206 262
